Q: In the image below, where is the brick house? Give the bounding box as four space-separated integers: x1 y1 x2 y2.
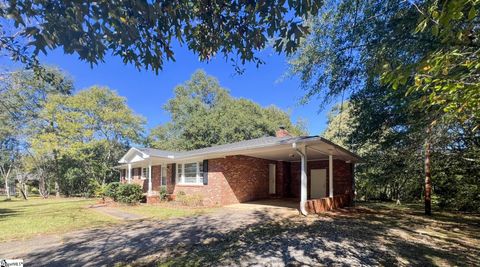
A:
117 128 361 214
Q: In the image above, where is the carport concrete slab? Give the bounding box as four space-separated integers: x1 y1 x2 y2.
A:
224 199 300 216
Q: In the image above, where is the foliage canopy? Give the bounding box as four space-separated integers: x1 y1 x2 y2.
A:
1 0 321 73
149 70 306 151
297 0 480 212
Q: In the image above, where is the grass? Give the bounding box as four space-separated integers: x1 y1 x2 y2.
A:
0 197 117 241
0 197 214 242
118 203 213 220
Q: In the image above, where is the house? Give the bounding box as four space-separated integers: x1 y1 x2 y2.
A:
116 128 361 214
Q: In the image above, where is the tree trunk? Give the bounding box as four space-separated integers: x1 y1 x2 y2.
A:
424 126 432 215
39 174 48 198
55 180 60 198
19 183 28 200
3 166 11 200
53 150 61 198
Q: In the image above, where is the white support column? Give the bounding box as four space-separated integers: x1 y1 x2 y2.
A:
329 154 334 197
301 145 308 212
127 163 132 184
148 162 152 194
293 142 308 215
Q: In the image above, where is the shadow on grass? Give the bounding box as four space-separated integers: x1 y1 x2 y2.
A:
9 203 480 267
0 208 19 221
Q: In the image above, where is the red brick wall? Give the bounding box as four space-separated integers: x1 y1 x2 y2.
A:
289 160 353 199
169 155 275 206
275 161 291 197
151 165 161 191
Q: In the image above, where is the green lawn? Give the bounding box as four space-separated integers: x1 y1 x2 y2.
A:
0 197 213 242
118 204 213 220
0 197 117 241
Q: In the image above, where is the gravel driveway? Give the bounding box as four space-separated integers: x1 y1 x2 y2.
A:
2 202 479 266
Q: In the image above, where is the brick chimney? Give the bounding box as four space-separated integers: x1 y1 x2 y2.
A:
275 126 291 137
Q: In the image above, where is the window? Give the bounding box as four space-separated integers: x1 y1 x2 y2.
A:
176 162 204 185
161 165 167 186
141 167 149 180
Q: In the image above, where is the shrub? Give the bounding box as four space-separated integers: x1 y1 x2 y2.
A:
116 184 143 204
86 179 101 198
29 187 39 195
159 186 168 201
104 182 121 201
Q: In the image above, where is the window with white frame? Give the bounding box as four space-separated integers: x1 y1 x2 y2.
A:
176 162 203 185
141 167 149 180
161 165 167 186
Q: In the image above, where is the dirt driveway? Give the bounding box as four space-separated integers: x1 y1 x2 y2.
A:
2 201 479 266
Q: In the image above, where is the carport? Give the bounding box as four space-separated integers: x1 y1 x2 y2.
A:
237 136 361 215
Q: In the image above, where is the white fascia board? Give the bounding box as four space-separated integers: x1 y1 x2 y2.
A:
118 147 150 163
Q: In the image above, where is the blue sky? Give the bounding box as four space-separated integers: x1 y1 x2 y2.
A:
9 46 334 135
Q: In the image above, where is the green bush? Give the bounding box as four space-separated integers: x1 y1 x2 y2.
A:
86 179 101 198
29 187 39 195
104 182 121 201
116 183 143 204
159 186 168 201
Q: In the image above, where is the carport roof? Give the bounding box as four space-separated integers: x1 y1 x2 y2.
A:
119 135 361 164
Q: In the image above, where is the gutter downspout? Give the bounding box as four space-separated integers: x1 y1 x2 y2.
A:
293 143 308 216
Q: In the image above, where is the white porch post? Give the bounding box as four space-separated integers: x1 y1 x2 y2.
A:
301 145 308 213
148 162 152 194
329 154 334 197
293 142 309 216
127 163 132 184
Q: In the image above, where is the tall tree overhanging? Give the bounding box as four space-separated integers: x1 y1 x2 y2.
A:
149 70 306 150
0 1 321 73
289 0 480 214
291 0 479 122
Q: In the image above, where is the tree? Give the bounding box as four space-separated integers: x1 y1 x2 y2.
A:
322 93 480 211
1 1 321 73
290 0 479 123
382 0 480 123
31 86 146 196
150 70 306 150
322 102 356 149
0 67 73 198
289 0 480 214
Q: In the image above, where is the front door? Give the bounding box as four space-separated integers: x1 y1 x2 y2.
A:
269 164 276 194
311 169 327 198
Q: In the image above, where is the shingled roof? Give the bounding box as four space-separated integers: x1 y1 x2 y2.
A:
132 135 360 161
